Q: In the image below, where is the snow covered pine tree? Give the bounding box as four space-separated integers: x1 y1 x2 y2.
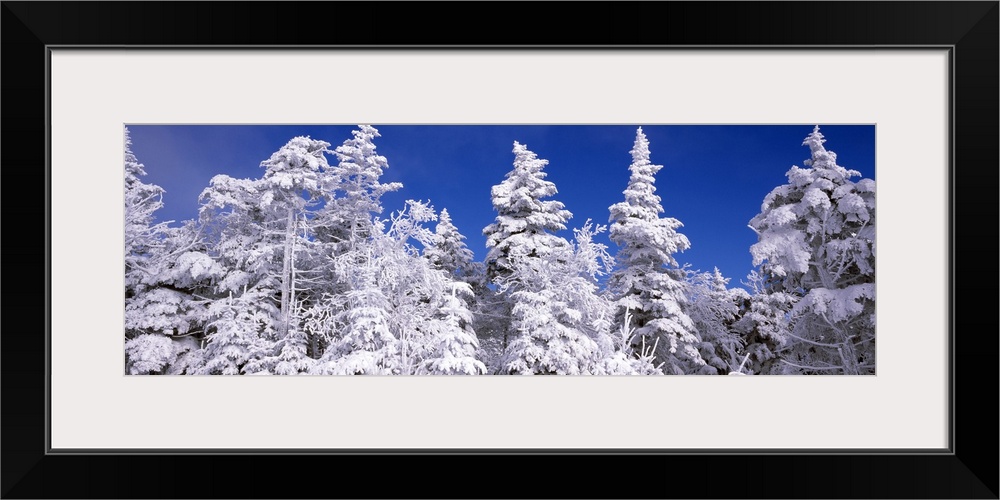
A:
483 142 613 374
420 208 489 374
481 141 573 362
607 127 704 374
419 216 488 376
747 126 875 375
308 125 409 374
125 127 219 375
684 268 747 375
196 136 333 374
424 208 477 283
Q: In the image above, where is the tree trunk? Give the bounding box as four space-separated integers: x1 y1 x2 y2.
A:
279 207 295 339
837 335 861 375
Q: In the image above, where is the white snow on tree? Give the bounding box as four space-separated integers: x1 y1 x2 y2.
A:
124 124 874 377
199 289 277 375
684 268 747 375
494 220 621 375
124 226 221 375
747 126 875 375
248 136 332 373
480 141 574 363
124 127 168 293
424 208 476 281
418 282 488 375
124 334 175 375
124 126 169 314
596 309 664 375
131 127 487 376
316 124 403 251
310 200 486 375
500 285 602 375
607 127 704 374
482 142 617 374
258 135 331 338
124 128 218 375
496 247 601 375
483 141 573 282
313 253 399 375
196 136 335 374
731 270 796 375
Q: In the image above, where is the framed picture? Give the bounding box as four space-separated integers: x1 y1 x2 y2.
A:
4 2 996 498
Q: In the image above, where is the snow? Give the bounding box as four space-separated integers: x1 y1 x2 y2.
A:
124 125 875 376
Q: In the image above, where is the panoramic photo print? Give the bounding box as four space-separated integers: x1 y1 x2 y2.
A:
124 124 875 376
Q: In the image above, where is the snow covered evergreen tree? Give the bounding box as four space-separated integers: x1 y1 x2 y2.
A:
312 243 399 375
196 136 334 374
500 285 601 375
418 281 487 375
425 208 476 282
607 127 704 374
125 224 221 374
198 288 277 375
310 200 486 375
124 128 218 375
481 142 573 358
124 127 168 297
196 175 279 373
316 125 402 252
124 126 173 373
747 126 876 375
256 136 332 341
421 207 491 372
492 219 622 375
295 125 410 370
684 268 747 375
731 270 795 375
483 141 573 283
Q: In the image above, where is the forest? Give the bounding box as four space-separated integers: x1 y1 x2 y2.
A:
124 125 876 375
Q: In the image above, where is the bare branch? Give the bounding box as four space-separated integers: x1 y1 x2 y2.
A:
780 359 845 372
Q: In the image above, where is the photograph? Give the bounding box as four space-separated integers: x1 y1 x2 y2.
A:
125 124 876 376
4 0 994 496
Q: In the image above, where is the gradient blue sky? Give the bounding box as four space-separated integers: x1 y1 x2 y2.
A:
127 125 875 290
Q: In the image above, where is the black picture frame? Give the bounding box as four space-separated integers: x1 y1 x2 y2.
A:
3 2 997 498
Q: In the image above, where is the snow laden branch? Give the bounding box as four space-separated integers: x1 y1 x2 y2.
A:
744 126 875 375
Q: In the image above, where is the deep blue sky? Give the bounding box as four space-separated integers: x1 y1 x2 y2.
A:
127 125 875 290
